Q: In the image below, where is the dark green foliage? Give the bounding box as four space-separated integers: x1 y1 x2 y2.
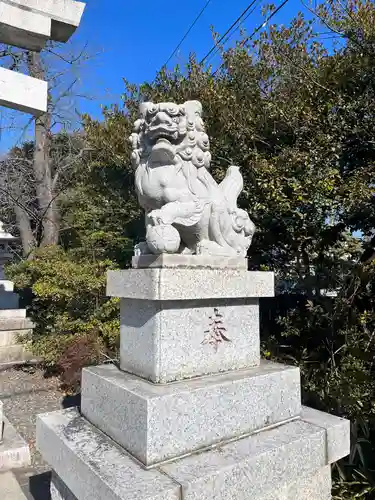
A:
7 246 120 369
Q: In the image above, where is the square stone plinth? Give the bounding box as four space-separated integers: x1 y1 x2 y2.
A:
37 407 348 500
0 309 25 319
108 270 274 382
120 297 261 382
81 361 301 466
0 344 33 364
280 467 331 500
0 329 31 347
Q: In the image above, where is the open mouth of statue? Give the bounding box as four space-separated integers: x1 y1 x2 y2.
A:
148 126 178 164
148 125 179 145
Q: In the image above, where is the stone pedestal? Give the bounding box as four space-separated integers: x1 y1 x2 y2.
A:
36 262 350 499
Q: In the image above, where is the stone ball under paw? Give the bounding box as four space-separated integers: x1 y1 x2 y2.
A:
146 224 181 254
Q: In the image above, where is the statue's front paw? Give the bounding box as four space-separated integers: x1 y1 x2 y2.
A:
148 209 164 225
149 209 174 226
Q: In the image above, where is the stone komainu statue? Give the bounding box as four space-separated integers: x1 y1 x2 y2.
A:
130 100 255 257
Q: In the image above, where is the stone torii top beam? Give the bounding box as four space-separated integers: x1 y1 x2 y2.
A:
0 0 86 115
0 0 85 45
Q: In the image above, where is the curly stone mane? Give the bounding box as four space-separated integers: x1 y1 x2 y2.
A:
130 100 211 171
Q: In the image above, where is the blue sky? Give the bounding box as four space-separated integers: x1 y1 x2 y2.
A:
0 0 309 151
74 0 304 116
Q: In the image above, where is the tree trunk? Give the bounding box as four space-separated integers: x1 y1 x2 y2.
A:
14 199 34 256
27 51 59 247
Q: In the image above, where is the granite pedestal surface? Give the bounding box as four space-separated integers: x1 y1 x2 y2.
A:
36 260 350 499
107 269 274 382
81 361 301 465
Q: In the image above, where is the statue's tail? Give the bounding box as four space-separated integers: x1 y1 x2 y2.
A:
219 165 255 242
219 166 243 212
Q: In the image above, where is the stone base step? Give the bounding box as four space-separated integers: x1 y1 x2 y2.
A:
37 408 180 500
51 471 77 500
36 406 349 500
0 317 34 331
0 329 32 347
50 466 332 500
0 471 28 500
81 361 301 466
0 417 30 471
0 344 34 364
0 309 26 319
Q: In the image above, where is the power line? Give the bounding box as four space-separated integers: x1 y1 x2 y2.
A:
200 0 260 65
212 0 290 75
239 0 290 48
203 0 262 65
162 0 213 68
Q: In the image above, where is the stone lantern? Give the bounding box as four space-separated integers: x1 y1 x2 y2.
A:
0 221 17 293
0 222 33 469
0 221 33 357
